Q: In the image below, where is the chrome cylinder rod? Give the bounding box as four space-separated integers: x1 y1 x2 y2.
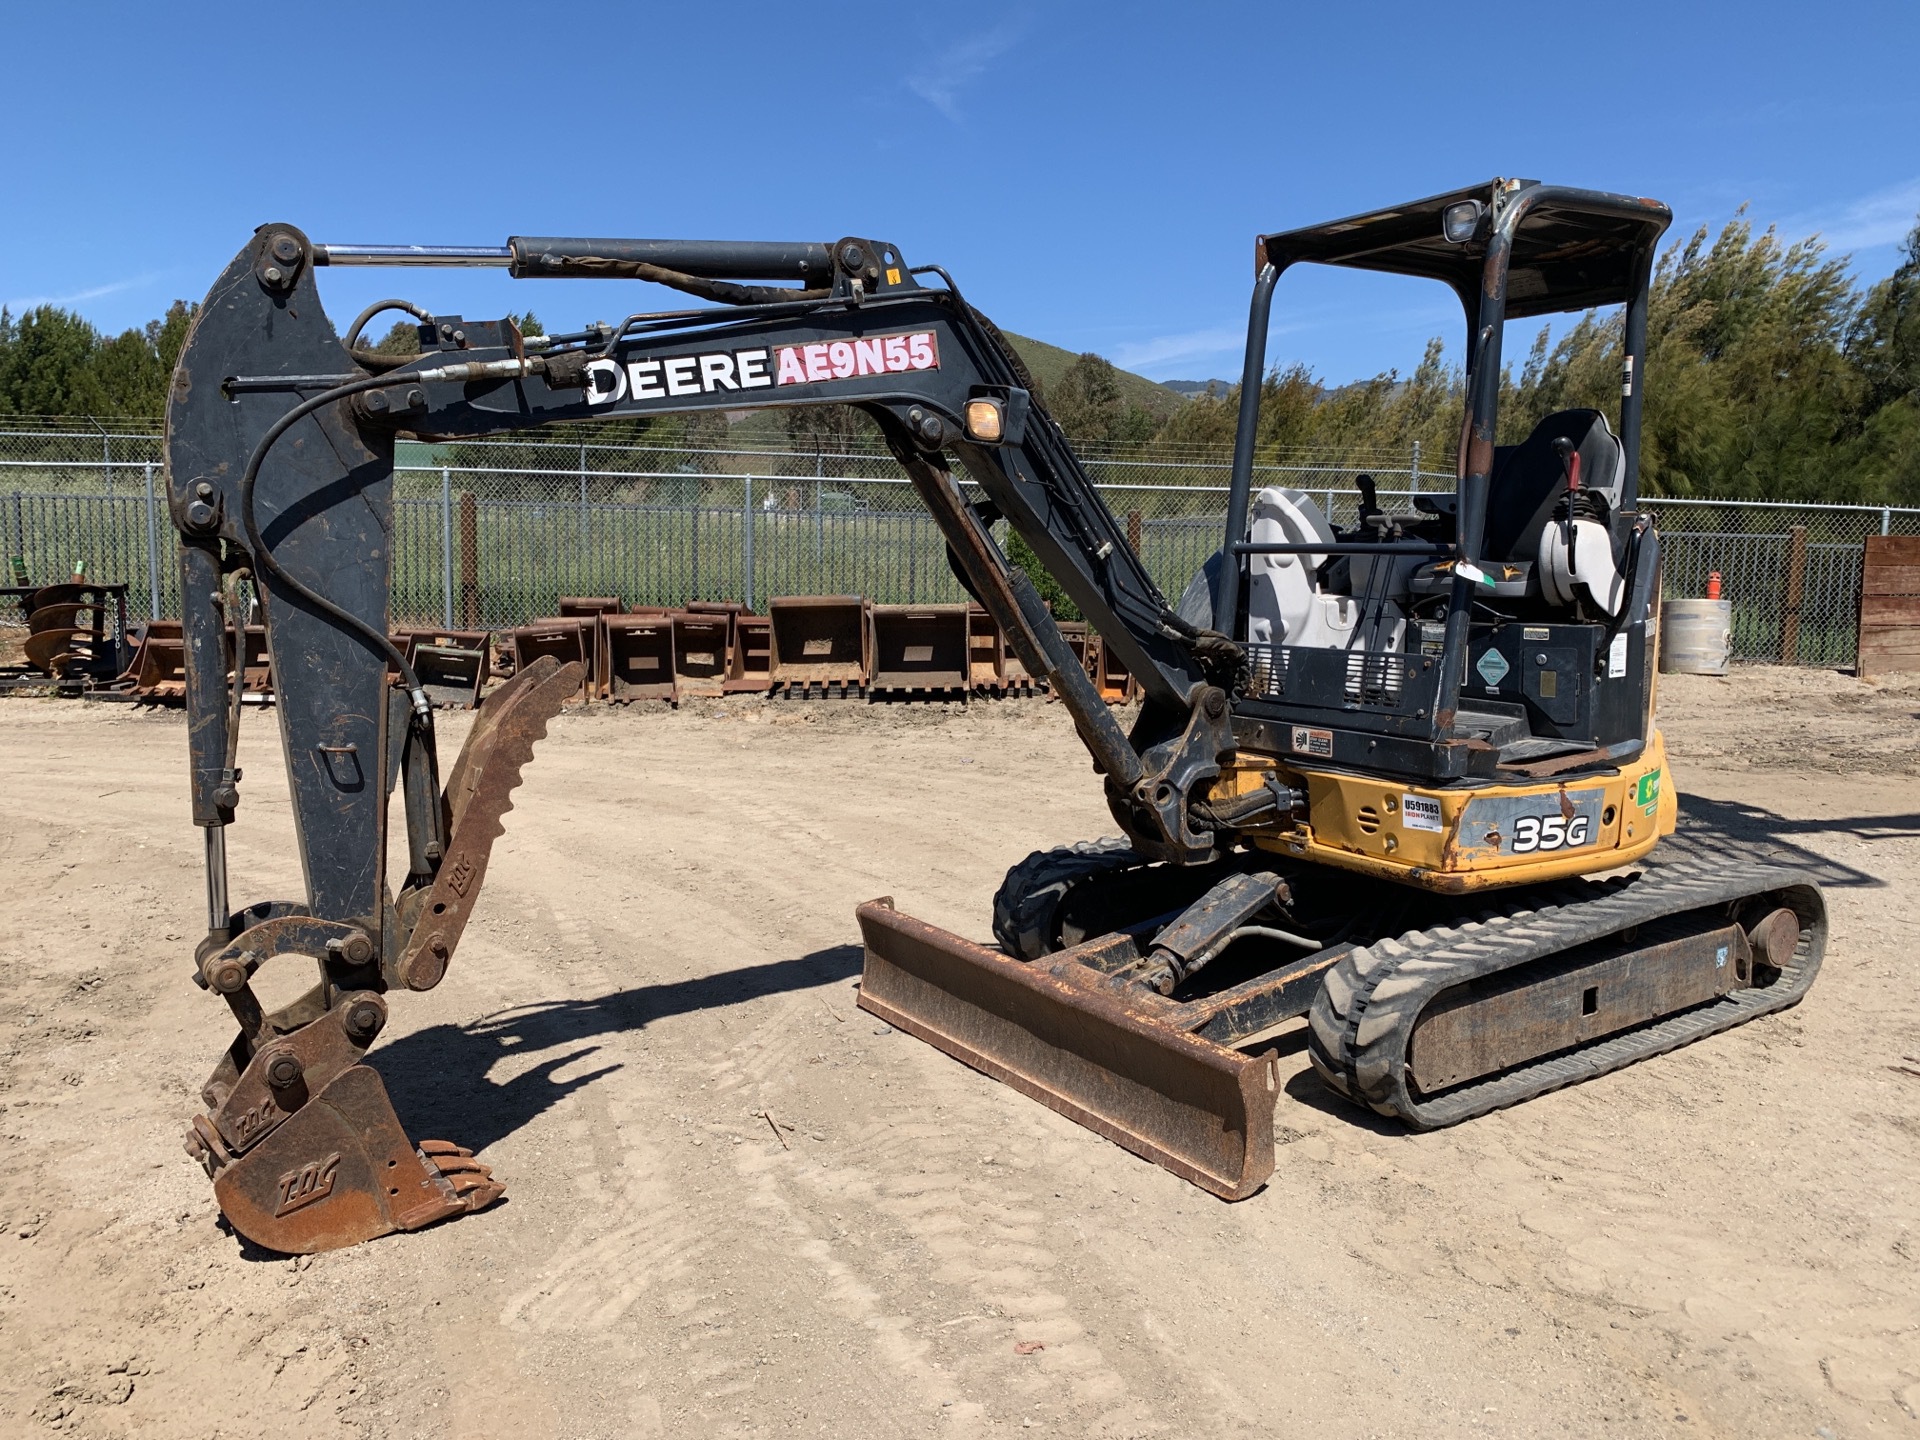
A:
314 244 513 267
204 824 230 935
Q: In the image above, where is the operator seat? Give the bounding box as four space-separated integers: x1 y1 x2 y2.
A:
1482 409 1625 564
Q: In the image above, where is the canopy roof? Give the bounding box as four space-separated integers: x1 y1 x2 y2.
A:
1258 180 1672 319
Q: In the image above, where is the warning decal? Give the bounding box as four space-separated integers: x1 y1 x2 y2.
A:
1291 726 1334 759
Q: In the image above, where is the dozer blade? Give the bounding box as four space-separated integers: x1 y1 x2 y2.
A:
856 899 1278 1200
204 1065 501 1254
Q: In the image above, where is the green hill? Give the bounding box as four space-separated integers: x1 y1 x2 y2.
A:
998 331 1188 420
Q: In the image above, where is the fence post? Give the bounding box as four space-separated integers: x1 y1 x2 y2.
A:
743 476 755 611
12 492 23 577
577 443 589 579
1780 524 1808 663
440 466 454 630
1883 506 1893 537
458 490 480 627
142 463 162 619
1410 439 1421 495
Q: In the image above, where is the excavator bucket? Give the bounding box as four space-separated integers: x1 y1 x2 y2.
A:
602 614 676 702
127 619 187 698
205 1064 500 1255
869 604 970 696
724 614 773 692
187 657 582 1253
855 899 1279 1200
770 595 868 695
670 610 731 698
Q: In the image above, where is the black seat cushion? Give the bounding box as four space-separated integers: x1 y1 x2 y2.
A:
1483 409 1622 563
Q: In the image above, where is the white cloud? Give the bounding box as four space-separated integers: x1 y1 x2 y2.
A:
4 272 159 311
906 20 1023 122
1789 177 1920 254
1111 327 1248 375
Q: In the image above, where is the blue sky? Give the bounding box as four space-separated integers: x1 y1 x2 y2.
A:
3 1 1915 385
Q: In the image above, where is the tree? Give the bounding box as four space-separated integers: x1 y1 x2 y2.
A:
1849 216 1920 415
1047 353 1158 449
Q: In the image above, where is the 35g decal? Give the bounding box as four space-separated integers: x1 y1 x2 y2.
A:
1510 813 1592 853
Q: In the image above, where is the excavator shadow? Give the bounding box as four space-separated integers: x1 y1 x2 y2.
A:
1278 1067 1406 1134
373 944 864 1154
1674 795 1903 887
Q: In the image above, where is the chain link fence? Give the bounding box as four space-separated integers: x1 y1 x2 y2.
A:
3 418 1913 668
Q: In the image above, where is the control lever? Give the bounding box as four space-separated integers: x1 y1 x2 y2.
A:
1551 437 1582 577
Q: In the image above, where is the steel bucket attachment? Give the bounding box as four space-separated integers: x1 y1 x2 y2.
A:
855 899 1278 1200
1056 621 1094 679
413 643 489 709
557 595 625 619
869 604 970 696
187 656 583 1252
770 595 868 695
512 620 593 700
1094 634 1134 704
966 604 1005 694
670 610 731 698
127 619 187 697
392 629 490 708
725 614 773 692
602 614 677 702
237 624 273 697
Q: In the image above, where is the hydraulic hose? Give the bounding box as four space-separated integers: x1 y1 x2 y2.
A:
237 373 434 708
343 298 435 371
235 355 543 713
233 356 542 858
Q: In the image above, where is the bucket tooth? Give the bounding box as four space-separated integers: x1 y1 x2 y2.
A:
855 898 1277 1200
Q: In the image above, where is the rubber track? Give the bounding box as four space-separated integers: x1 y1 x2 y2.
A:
991 838 1141 959
1306 845 1827 1129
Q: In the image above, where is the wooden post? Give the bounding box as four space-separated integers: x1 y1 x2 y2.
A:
458 490 480 628
1127 510 1143 556
1780 524 1807 663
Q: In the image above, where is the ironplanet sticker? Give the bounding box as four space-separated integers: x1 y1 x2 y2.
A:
582 329 940 407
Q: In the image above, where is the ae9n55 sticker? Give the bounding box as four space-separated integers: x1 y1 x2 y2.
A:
584 330 938 406
1461 790 1605 856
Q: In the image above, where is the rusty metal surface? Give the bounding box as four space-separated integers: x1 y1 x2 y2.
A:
410 643 489 709
723 614 773 692
602 614 676 702
511 621 592 699
125 620 187 696
855 898 1277 1201
769 595 869 690
204 1063 497 1254
869 604 970 693
557 596 625 618
669 610 730 698
965 605 1005 692
394 655 583 990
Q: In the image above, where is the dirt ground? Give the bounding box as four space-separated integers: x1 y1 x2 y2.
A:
1 668 1915 1439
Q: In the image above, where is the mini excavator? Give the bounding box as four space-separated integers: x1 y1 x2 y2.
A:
165 180 1825 1252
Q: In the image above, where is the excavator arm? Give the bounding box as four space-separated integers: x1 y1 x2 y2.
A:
164 224 1242 1250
